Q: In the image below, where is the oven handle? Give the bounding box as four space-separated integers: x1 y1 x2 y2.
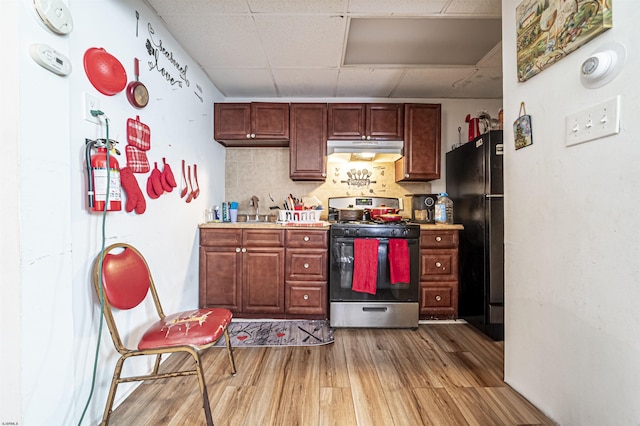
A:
362 307 388 312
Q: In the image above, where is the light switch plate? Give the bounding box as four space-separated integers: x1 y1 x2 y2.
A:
566 96 620 147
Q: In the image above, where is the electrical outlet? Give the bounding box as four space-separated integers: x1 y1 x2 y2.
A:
82 92 100 123
565 96 620 147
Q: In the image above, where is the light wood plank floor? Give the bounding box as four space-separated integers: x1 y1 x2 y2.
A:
108 323 555 425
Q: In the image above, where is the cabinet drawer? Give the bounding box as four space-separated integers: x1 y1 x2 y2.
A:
286 249 328 281
243 229 284 247
420 282 458 315
420 249 458 281
420 230 458 249
285 230 328 248
200 228 242 247
285 282 327 315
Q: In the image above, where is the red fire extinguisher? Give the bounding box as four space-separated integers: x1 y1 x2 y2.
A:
85 138 122 212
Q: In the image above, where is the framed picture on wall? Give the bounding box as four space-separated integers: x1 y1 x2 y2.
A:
516 0 613 82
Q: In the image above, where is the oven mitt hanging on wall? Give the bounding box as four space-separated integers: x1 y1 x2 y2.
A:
146 176 160 199
161 157 177 189
120 167 146 214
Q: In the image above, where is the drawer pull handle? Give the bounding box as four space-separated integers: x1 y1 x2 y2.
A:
235 247 241 253
303 263 309 269
435 236 442 242
303 236 310 242
435 262 442 268
435 295 442 302
303 294 309 300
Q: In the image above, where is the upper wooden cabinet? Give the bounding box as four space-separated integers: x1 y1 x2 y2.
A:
214 102 290 147
395 104 442 182
289 103 327 181
327 103 404 141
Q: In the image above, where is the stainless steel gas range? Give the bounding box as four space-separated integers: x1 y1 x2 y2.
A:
328 196 420 329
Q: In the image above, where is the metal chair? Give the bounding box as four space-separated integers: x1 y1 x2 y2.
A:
92 243 236 425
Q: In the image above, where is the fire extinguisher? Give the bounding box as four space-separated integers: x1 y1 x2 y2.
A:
85 138 122 212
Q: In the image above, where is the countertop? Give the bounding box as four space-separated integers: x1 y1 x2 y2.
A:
198 222 463 230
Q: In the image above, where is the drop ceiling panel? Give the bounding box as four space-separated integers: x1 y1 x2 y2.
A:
392 68 476 98
347 0 448 14
255 15 346 67
272 69 338 97
164 15 265 67
444 0 502 15
246 0 348 13
206 68 277 97
336 68 405 97
344 18 502 66
449 66 503 98
147 0 250 15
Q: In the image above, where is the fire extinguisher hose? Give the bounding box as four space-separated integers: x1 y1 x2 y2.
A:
79 110 111 426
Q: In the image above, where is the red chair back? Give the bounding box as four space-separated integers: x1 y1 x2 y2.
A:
100 245 150 310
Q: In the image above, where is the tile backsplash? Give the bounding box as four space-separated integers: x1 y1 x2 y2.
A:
225 148 431 218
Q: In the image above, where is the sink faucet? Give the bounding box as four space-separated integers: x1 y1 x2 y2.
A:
250 195 260 221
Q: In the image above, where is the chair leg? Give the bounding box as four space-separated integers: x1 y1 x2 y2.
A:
152 353 162 374
191 350 214 426
101 356 126 425
223 328 237 375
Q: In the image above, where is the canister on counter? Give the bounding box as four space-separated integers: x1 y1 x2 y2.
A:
213 205 220 222
222 202 230 222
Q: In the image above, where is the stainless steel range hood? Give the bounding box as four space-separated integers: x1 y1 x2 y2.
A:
327 139 403 162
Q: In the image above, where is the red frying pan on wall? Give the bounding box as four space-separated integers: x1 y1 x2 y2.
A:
126 58 149 108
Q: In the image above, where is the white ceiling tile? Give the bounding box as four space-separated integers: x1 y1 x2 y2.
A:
392 68 476 98
477 43 502 68
336 68 405 97
255 15 346 67
272 69 338 97
449 67 503 98
348 0 448 15
149 0 250 16
246 0 348 13
166 15 265 67
206 68 277 97
444 0 502 15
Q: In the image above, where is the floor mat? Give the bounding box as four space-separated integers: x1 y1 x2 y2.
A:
214 320 334 347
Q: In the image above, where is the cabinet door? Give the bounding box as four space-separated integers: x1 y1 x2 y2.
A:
395 104 441 181
251 102 290 141
327 104 365 139
289 103 327 181
199 246 242 311
242 247 285 314
214 103 251 142
367 104 404 140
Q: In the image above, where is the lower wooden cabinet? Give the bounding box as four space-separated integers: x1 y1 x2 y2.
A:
419 229 459 319
200 227 328 319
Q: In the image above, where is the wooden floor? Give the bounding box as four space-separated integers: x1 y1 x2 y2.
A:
108 323 554 426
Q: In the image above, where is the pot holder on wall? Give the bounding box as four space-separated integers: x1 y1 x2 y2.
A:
125 145 150 173
126 116 151 151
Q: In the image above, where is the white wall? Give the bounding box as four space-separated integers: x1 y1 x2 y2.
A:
4 0 226 424
502 1 640 425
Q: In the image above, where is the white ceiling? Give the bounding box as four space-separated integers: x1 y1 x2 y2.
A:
145 0 503 99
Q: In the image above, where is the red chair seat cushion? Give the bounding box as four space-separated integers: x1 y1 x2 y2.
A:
138 308 232 350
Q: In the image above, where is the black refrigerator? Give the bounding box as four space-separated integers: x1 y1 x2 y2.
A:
446 130 504 340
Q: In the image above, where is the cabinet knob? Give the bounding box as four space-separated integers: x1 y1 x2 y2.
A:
242 247 247 253
405 174 409 178
435 295 442 302
435 262 442 268
435 236 442 242
251 133 256 138
235 247 241 252
366 135 371 140
322 173 326 177
361 135 366 140
246 134 251 139
303 263 309 269
303 294 309 300
303 236 310 242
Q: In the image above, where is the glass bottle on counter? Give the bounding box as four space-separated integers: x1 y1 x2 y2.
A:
435 192 453 224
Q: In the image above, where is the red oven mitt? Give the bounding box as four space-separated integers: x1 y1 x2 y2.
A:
120 167 146 214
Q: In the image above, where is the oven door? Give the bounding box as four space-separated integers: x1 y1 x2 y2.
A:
329 237 419 302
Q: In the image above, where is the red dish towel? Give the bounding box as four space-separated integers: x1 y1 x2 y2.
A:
388 239 410 284
352 239 379 294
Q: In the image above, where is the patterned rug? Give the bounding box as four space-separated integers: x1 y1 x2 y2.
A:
214 320 334 347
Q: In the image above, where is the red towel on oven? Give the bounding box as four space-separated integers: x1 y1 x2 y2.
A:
388 239 410 284
352 238 379 294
